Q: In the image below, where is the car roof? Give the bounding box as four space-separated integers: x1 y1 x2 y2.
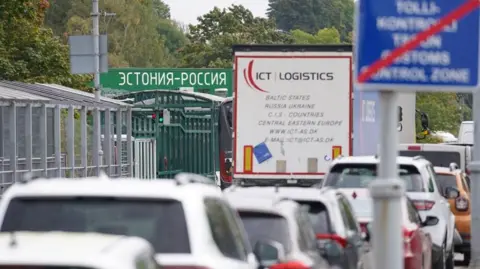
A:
224 186 340 210
2 178 223 201
331 155 428 166
0 232 151 266
225 192 299 217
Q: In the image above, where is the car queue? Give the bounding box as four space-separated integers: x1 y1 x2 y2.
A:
0 154 471 269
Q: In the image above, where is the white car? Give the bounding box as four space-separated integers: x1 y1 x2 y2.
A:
0 231 156 269
225 193 330 269
224 186 368 269
0 173 258 269
321 155 456 269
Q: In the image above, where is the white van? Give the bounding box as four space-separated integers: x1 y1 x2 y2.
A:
458 121 473 144
398 143 472 172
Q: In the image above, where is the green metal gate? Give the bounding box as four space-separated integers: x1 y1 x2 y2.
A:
114 90 222 179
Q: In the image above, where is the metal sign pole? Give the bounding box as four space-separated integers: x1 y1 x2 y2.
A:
369 90 405 269
469 90 480 268
92 0 102 175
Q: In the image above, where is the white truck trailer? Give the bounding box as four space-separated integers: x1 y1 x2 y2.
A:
232 44 353 186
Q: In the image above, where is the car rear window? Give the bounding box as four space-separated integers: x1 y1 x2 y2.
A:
0 197 190 253
238 211 291 252
296 201 331 234
435 174 458 194
399 150 461 168
324 164 425 192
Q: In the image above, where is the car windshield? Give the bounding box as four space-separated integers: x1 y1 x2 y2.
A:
399 150 461 168
296 201 331 234
435 174 458 195
238 211 291 252
0 197 190 253
324 164 425 192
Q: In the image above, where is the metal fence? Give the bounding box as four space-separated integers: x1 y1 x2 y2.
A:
0 81 133 195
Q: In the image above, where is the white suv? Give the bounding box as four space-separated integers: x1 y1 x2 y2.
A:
0 173 258 269
321 155 456 269
0 232 156 269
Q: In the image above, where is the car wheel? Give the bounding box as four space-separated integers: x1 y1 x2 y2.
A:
445 241 454 269
459 252 470 266
433 240 446 269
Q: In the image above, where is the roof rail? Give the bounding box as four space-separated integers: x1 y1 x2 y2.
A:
174 173 215 185
273 197 294 205
17 172 42 184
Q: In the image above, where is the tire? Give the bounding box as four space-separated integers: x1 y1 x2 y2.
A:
433 239 446 269
445 240 454 269
458 252 470 266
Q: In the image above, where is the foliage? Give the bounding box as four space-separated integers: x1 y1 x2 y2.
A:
416 134 444 144
0 0 90 90
177 5 294 68
416 93 470 136
267 0 354 41
291 28 341 44
45 0 185 67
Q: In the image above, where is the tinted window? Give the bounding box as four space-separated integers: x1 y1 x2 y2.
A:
205 198 247 261
1 197 189 253
238 211 291 253
435 174 458 194
339 196 359 232
325 164 425 192
296 201 330 234
399 150 461 168
295 207 318 251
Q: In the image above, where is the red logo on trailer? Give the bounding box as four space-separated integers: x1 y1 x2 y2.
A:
243 60 269 93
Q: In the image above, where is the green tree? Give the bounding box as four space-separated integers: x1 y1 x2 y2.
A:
291 27 341 44
178 5 293 68
416 93 469 136
267 0 353 41
45 0 185 67
0 0 90 89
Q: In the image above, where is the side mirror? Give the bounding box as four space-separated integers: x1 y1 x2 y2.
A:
253 240 285 267
444 186 460 199
364 223 372 242
421 216 439 227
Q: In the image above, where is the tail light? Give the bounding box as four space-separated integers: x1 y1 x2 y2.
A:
466 168 471 175
316 234 347 253
359 222 368 234
219 151 232 183
456 196 469 211
407 145 421 150
403 228 415 258
269 261 310 269
412 200 435 210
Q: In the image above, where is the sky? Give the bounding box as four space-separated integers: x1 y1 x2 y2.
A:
163 0 269 26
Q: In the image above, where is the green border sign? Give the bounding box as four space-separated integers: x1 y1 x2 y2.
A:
98 68 232 95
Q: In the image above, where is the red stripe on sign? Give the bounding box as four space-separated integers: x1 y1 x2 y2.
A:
357 0 480 83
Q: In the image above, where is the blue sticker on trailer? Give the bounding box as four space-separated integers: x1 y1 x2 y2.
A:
355 0 480 90
253 142 272 164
